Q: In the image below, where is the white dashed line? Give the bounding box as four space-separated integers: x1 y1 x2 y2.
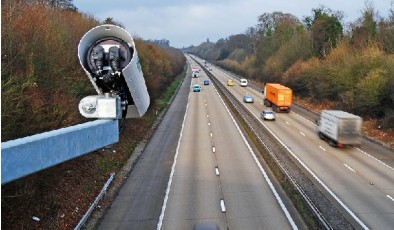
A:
344 164 356 173
319 146 326 151
286 121 291 125
220 199 226 212
356 147 394 172
215 167 220 176
387 195 394 203
300 132 305 136
212 146 216 153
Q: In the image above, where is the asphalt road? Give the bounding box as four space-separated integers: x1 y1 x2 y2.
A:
98 57 299 230
97 61 192 230
159 58 297 229
206 60 394 230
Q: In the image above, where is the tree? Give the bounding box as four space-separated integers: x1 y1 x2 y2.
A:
254 12 300 65
377 4 394 53
305 6 343 58
102 17 124 28
350 1 378 48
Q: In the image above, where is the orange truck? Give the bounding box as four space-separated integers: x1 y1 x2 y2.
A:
263 83 292 112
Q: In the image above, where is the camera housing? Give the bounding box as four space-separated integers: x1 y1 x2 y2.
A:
78 24 150 118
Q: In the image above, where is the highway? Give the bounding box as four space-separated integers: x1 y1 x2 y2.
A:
97 55 393 230
203 58 394 229
158 57 298 229
97 57 301 229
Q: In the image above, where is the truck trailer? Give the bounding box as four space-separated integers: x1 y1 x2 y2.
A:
317 110 363 148
263 83 292 112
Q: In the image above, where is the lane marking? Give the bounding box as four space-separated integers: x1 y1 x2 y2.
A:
215 167 220 176
387 195 394 203
215 79 368 229
356 148 394 172
286 121 291 125
220 199 226 213
208 122 211 126
157 86 191 230
212 146 216 153
210 132 213 137
213 86 298 230
300 132 305 136
344 164 356 173
291 108 393 173
319 146 326 151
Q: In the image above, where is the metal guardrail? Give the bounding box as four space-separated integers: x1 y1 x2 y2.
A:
75 173 115 230
1 119 119 184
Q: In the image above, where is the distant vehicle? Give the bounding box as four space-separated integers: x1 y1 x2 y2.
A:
316 110 362 148
192 84 201 92
261 109 275 121
227 79 234 86
192 67 199 78
240 78 248 87
203 80 210 85
264 83 292 112
243 95 254 103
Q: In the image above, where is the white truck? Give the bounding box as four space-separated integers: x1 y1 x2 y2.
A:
316 110 363 148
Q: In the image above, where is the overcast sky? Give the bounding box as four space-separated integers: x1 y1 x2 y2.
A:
73 0 392 48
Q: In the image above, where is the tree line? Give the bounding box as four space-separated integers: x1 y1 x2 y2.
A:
188 2 394 128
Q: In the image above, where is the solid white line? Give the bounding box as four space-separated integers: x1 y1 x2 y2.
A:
300 132 305 136
220 199 226 212
292 111 316 126
344 164 356 173
387 195 394 203
293 109 393 171
156 89 191 230
356 147 394 172
319 146 326 151
242 107 368 229
212 66 370 228
213 86 298 230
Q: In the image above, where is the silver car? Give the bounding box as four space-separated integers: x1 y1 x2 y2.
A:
261 109 275 120
243 95 254 103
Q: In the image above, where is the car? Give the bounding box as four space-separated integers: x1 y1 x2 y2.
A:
192 84 201 92
204 80 210 85
240 78 248 87
243 95 254 103
227 79 234 86
261 109 275 120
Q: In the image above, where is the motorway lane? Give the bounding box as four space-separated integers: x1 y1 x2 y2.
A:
160 59 296 229
160 76 225 229
97 62 192 230
206 60 394 229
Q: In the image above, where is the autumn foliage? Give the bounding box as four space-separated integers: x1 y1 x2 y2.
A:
189 4 394 129
1 1 185 229
1 1 185 141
